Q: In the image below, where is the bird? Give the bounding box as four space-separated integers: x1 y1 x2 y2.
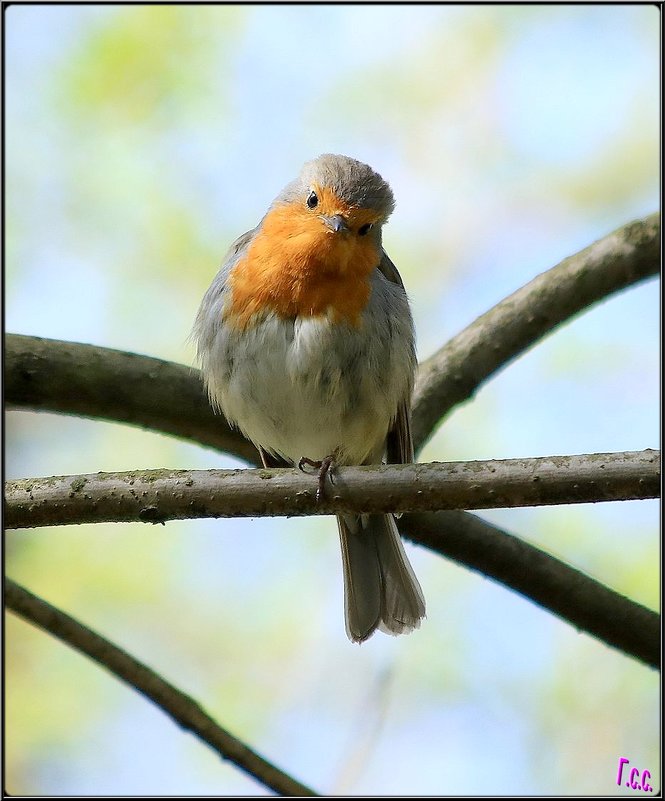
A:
193 154 425 642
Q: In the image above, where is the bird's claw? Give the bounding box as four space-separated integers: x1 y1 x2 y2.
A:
298 454 336 502
298 456 320 473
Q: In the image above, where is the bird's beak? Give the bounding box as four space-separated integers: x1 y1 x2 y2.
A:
320 214 350 234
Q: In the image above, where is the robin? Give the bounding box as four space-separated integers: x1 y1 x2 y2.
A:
193 154 425 642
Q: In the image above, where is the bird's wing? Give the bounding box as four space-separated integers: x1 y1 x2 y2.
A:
386 397 415 466
218 226 257 278
377 249 407 290
378 252 415 466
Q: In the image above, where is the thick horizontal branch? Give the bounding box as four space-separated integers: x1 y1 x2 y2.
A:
4 451 659 530
4 579 317 796
398 511 659 669
412 212 660 450
5 334 259 464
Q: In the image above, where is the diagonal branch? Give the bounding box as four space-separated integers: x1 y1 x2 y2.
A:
397 511 659 670
4 579 317 797
412 212 660 450
4 451 659 530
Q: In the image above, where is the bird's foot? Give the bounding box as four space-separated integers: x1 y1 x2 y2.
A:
298 454 336 502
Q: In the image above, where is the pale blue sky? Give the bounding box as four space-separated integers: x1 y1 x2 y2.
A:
5 4 659 795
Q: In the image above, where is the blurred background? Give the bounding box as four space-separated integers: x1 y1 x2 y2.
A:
4 4 659 795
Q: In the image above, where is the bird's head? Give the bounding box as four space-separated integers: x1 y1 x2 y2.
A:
228 155 395 327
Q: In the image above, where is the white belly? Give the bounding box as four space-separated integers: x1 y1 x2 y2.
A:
203 311 413 466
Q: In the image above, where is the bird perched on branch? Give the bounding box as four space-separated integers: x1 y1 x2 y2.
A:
194 154 425 642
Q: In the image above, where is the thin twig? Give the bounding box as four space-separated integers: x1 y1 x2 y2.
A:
398 511 660 670
412 212 660 450
4 579 317 797
4 451 659 530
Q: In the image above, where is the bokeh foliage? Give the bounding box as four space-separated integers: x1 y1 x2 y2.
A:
5 4 659 794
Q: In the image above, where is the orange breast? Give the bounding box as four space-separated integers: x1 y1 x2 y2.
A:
226 200 381 330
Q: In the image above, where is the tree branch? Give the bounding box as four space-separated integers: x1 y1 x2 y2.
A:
4 451 659 530
5 334 259 464
4 215 659 674
397 511 659 670
4 579 317 797
5 453 660 668
412 212 661 450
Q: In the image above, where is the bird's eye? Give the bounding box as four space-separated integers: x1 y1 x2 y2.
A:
307 191 319 209
358 223 373 236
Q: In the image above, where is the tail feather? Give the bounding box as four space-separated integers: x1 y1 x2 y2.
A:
337 514 425 643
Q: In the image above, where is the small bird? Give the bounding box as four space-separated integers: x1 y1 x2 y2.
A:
194 154 425 642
